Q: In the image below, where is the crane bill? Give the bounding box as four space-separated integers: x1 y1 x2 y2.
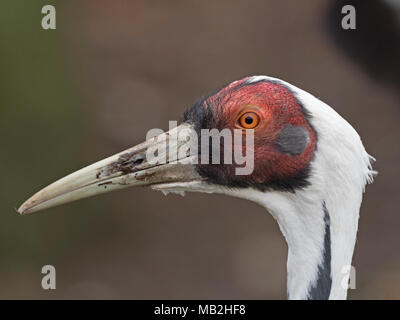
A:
17 123 201 215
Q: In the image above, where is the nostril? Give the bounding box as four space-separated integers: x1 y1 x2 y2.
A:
117 152 146 174
132 154 145 166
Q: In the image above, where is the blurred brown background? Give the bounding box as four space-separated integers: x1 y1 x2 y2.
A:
1 0 399 299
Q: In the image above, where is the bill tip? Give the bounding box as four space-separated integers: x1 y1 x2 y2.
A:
17 202 32 215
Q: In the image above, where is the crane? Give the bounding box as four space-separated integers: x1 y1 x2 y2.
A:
18 76 376 300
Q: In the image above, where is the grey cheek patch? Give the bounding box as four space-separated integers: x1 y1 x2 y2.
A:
275 124 309 155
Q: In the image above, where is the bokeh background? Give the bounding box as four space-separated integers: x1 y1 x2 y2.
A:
1 0 399 299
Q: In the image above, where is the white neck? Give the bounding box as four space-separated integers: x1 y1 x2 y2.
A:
202 179 363 300
255 190 359 300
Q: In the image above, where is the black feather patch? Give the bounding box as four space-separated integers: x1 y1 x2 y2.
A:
307 202 332 300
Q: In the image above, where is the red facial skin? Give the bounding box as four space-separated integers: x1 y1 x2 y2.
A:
196 78 316 189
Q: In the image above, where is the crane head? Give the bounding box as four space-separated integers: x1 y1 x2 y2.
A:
18 76 356 215
184 76 316 192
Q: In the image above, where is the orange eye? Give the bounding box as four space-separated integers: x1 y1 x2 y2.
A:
238 112 260 129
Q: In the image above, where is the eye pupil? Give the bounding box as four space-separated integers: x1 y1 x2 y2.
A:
245 116 253 125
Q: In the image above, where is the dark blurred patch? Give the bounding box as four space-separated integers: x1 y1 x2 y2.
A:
326 0 400 94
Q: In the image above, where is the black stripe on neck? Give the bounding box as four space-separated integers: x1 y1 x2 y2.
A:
307 201 332 300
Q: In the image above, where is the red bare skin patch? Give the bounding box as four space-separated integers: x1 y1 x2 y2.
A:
194 77 316 189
